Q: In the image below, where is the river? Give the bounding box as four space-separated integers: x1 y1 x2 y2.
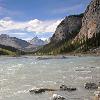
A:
0 56 100 100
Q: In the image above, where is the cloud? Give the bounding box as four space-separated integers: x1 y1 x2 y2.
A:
0 17 62 40
10 32 27 35
0 17 62 33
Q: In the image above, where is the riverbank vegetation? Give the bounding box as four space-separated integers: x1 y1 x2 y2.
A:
0 44 25 56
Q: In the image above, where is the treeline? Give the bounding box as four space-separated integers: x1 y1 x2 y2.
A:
0 44 25 56
35 32 100 55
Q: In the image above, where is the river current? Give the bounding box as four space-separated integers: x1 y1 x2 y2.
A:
0 56 100 100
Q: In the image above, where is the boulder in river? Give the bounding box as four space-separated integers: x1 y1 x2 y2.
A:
60 84 68 90
84 82 98 89
29 88 56 94
98 82 100 89
52 94 65 100
94 90 100 100
37 56 66 60
60 84 77 91
66 87 77 91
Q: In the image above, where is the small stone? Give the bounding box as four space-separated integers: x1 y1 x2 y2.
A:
94 90 100 100
94 91 100 97
52 94 65 100
60 84 68 90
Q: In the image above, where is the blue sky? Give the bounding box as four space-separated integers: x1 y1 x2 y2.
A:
0 0 91 41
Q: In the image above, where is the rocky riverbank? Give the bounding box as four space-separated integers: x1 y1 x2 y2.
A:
29 82 100 100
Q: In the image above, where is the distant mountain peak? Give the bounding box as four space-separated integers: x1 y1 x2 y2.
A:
0 34 30 49
31 36 39 41
29 36 48 46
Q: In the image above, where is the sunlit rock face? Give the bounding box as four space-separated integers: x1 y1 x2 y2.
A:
76 0 100 39
51 0 100 42
51 14 83 42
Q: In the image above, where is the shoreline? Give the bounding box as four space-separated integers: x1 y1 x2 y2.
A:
0 53 100 58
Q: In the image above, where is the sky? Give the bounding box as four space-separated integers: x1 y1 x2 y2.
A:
0 0 91 41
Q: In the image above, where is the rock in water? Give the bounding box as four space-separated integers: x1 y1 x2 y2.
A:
98 82 100 89
94 91 100 97
52 94 65 100
84 82 98 89
66 87 77 91
60 84 68 91
60 84 77 91
94 91 100 100
29 88 56 94
29 88 45 94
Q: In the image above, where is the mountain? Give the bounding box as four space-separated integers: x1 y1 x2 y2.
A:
0 34 30 49
36 0 100 55
73 0 100 52
51 14 83 42
29 36 48 46
36 14 84 54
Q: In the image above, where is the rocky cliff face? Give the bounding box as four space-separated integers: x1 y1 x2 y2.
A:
51 14 83 42
76 0 100 39
0 34 30 49
51 0 100 43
